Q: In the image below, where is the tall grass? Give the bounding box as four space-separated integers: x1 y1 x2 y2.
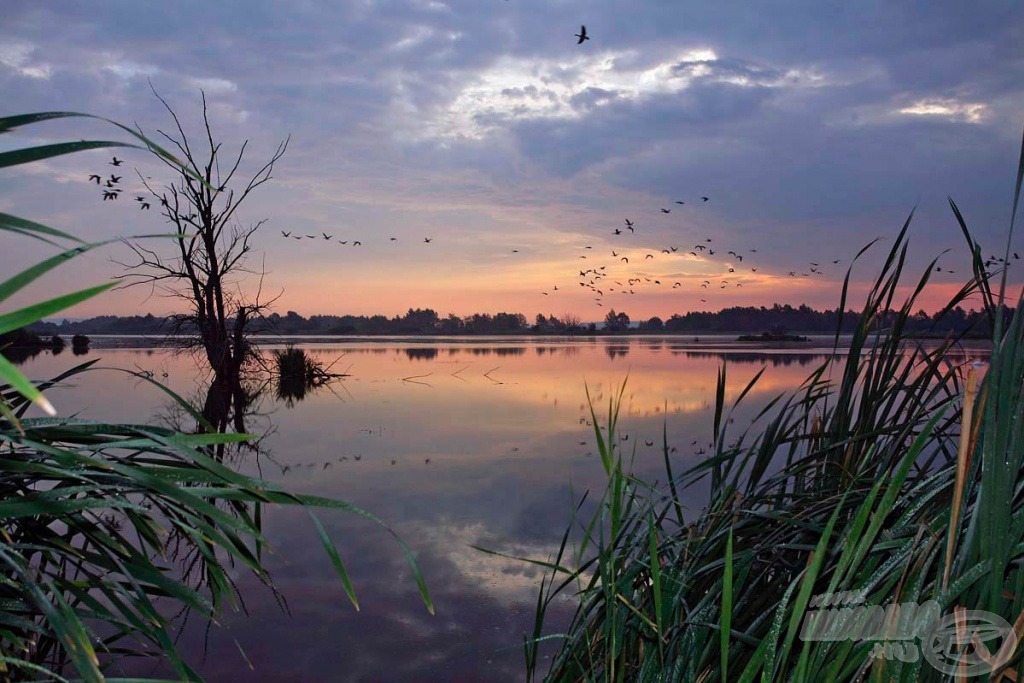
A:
520 134 1024 681
0 113 431 681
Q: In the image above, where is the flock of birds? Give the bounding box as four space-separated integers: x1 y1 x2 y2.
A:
87 157 151 209
534 196 858 308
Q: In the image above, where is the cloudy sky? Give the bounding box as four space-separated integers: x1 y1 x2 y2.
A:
3 0 1023 320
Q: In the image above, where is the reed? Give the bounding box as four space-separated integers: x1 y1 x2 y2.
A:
520 130 1024 681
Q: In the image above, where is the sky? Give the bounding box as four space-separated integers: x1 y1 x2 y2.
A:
2 0 1023 321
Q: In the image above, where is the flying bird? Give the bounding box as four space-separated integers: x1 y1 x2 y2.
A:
575 25 590 44
282 231 292 237
424 238 432 243
323 233 332 240
701 196 709 202
139 202 150 210
88 174 101 184
109 157 123 166
660 208 671 214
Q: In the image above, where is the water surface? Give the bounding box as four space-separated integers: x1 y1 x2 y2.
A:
18 337 986 681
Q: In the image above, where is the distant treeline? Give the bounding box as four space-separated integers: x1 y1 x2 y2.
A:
30 304 1002 337
28 305 1003 339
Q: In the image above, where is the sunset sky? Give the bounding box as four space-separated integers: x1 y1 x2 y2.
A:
2 0 1023 321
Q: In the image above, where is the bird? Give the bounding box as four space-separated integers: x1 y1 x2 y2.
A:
701 196 709 202
621 257 629 263
140 202 150 210
645 254 654 259
108 175 121 184
135 196 145 202
305 234 316 239
625 218 634 229
88 174 101 184
323 233 333 240
575 25 590 44
832 259 841 264
511 249 519 253
675 200 685 205
424 238 432 243
353 241 362 245
390 237 398 241
613 228 622 235
282 231 291 237
110 157 123 166
102 191 118 201
660 208 671 214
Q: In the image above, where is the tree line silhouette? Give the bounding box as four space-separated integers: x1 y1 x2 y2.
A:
28 303 1001 338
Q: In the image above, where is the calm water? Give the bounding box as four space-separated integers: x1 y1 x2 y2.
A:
17 337 987 681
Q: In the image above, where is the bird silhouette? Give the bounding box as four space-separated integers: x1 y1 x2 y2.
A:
645 254 654 259
108 175 121 184
424 238 432 243
338 240 348 244
675 200 685 205
140 202 150 210
353 241 362 246
282 231 291 237
88 174 101 184
102 191 118 201
109 157 123 166
575 25 590 44
305 234 316 239
323 233 332 240
701 196 709 202
660 208 671 214
621 257 629 263
613 228 622 235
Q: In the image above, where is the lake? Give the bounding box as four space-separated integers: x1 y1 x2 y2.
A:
17 336 988 681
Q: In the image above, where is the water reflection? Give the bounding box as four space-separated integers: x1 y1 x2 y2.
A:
15 337 988 681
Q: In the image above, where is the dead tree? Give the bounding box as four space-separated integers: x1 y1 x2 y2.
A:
117 91 286 396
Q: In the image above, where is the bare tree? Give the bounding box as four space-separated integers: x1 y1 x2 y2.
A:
117 91 286 396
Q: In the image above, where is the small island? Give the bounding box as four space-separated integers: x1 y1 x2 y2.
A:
737 326 809 343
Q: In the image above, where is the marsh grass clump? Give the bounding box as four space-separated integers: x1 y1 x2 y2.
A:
274 345 344 404
517 139 1024 681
